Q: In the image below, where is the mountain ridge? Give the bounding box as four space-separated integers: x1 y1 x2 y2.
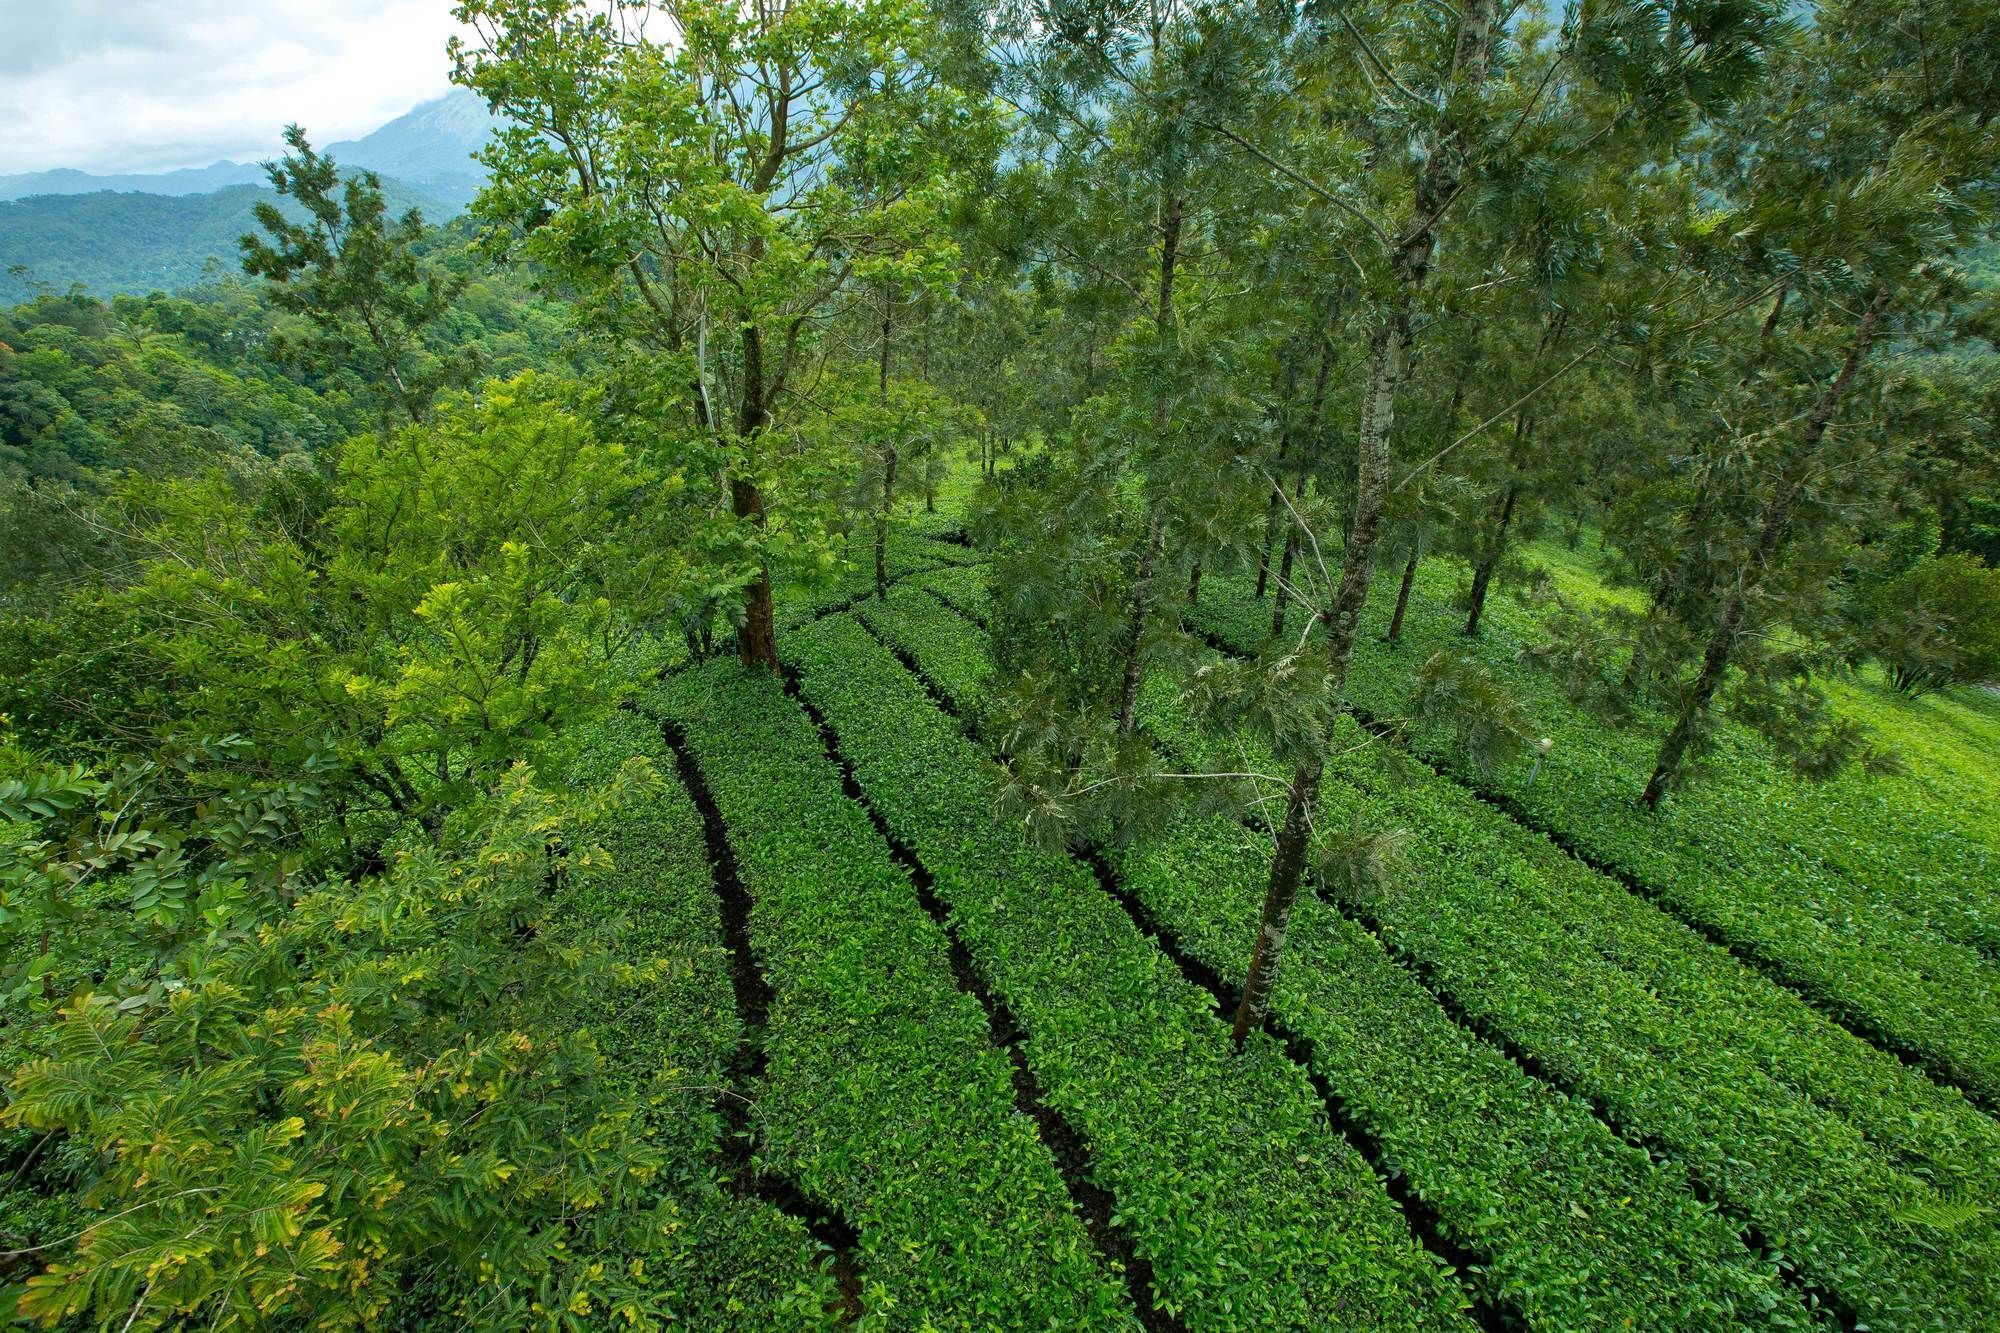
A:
0 90 497 214
0 91 498 303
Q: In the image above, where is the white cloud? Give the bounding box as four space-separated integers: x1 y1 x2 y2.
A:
0 0 470 174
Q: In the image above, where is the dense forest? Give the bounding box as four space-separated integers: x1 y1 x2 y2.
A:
2 0 1999 1328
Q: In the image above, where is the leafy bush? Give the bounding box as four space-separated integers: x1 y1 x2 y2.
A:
1862 553 2000 694
3 765 711 1328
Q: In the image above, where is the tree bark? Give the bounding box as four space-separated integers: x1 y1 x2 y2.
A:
1187 560 1202 605
875 281 894 601
875 448 898 600
1254 353 1302 599
1112 186 1184 734
1271 480 1303 640
1268 341 1334 637
1463 478 1518 636
735 322 780 673
1116 514 1165 736
1233 0 1493 1049
1465 313 1557 635
1386 548 1419 645
1229 752 1322 1048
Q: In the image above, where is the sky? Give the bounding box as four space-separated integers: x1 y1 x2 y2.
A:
0 1 469 175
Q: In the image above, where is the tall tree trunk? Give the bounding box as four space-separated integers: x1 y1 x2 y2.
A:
1187 560 1202 605
1116 514 1166 735
1228 754 1322 1048
1233 0 1494 1050
1640 284 1891 806
735 323 780 673
1271 477 1303 640
1254 485 1283 599
1234 313 1410 1048
1639 585 1740 807
1465 313 1557 636
875 281 895 601
1111 187 1183 736
1254 352 1302 599
1268 340 1334 636
1463 478 1518 636
1385 548 1419 645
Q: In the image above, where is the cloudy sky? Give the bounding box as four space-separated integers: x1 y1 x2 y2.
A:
0 1 469 175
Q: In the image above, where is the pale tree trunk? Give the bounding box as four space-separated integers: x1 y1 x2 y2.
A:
1268 337 1334 636
1113 188 1182 737
734 320 780 674
875 282 895 601
1233 0 1495 1049
1234 314 1409 1048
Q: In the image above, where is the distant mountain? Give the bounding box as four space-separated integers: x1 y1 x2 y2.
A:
0 92 497 303
0 161 267 201
0 179 451 305
317 89 499 215
0 90 498 213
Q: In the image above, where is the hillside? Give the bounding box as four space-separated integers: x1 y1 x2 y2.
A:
0 178 451 303
4 3 2000 1329
0 92 494 301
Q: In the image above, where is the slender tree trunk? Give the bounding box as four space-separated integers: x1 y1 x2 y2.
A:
875 449 898 599
1640 586 1740 807
1268 341 1334 636
875 282 895 601
1465 313 1557 636
1566 507 1584 548
735 324 780 673
1112 187 1183 735
1233 0 1493 1049
1271 483 1302 640
1187 560 1202 605
1640 284 1891 805
1235 315 1410 1047
1117 514 1166 735
1254 352 1303 600
1254 490 1282 599
1229 753 1322 1047
1463 479 1518 636
1386 548 1419 645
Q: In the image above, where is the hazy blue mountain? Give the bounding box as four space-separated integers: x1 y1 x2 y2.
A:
0 161 266 201
0 90 497 213
319 89 498 214
0 178 450 305
0 91 495 302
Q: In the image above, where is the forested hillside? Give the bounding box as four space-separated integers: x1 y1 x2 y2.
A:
0 91 497 302
2 1 1998 1329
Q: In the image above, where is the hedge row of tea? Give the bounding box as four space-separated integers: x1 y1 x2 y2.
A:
855 585 1803 1327
645 667 1131 1326
878 561 2000 1327
780 613 1474 1328
1187 567 2000 1106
